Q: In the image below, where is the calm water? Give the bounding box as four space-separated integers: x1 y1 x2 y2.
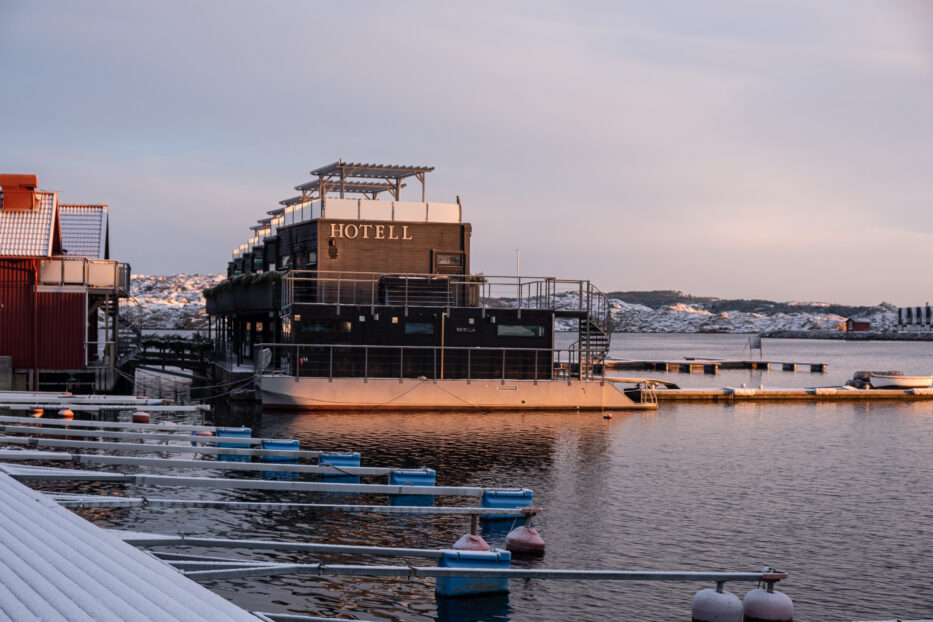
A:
64 334 933 621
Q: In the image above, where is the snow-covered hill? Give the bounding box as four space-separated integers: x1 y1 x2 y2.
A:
127 274 224 329
126 274 898 334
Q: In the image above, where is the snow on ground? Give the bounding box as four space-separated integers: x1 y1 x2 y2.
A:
128 274 224 329
127 274 899 334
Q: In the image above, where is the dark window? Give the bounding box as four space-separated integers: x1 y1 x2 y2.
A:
301 321 332 333
497 325 545 337
404 322 435 335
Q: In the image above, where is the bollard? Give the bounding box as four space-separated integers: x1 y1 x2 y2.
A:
261 439 300 480
481 489 533 521
435 549 511 597
216 428 252 462
389 469 435 506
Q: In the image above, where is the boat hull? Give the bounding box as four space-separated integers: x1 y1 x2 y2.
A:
869 374 933 389
259 376 656 411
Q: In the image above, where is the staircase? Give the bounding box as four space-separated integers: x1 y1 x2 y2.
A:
572 284 612 380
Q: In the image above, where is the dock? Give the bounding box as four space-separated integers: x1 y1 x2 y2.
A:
603 359 828 374
649 386 933 403
0 471 258 622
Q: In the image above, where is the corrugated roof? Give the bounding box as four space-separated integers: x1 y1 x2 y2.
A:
0 471 257 621
0 191 56 257
59 204 108 259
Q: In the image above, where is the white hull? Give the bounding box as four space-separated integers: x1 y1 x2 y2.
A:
259 376 655 411
869 374 933 389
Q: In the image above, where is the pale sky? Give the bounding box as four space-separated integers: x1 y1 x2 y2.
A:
2 1 932 306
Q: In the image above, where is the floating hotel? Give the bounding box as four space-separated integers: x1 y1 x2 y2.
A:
206 161 655 411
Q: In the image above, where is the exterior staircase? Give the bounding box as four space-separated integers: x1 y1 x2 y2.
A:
572 284 613 380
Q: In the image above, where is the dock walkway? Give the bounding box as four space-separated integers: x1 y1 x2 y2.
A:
603 359 828 374
0 471 257 622
652 386 933 403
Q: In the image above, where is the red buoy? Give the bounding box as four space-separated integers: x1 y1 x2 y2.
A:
58 409 75 420
131 411 150 424
505 525 546 554
452 533 490 551
31 408 43 418
191 429 213 446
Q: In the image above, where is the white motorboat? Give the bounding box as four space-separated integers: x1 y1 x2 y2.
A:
869 373 933 389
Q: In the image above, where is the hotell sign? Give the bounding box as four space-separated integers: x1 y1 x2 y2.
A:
329 222 413 241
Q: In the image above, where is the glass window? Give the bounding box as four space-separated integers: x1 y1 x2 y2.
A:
497 325 545 337
436 253 462 266
404 322 435 335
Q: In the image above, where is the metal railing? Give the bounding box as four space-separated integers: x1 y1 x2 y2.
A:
282 270 603 315
255 342 591 382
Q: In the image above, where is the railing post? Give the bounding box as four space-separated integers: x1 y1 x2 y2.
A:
467 349 471 383
329 346 333 381
502 349 506 382
534 350 538 383
399 348 404 380
364 347 368 382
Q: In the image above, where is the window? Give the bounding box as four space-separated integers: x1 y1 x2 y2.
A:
308 250 317 265
404 322 435 335
436 253 462 266
497 325 545 337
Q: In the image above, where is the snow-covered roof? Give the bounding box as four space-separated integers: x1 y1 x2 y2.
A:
59 204 109 259
0 471 257 621
0 190 58 257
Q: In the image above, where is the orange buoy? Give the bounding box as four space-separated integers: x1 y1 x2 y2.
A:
452 534 491 551
131 411 150 424
504 525 545 554
31 408 43 418
58 409 75 420
191 429 213 446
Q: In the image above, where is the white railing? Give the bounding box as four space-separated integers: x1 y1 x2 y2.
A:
38 256 125 290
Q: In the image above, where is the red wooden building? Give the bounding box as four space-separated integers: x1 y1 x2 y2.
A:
0 174 129 392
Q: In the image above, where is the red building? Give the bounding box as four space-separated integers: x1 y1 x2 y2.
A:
846 318 871 332
0 174 129 392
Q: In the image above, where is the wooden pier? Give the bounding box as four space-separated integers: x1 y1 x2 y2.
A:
602 359 828 375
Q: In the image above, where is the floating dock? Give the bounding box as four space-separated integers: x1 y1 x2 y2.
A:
603 359 828 374
0 471 258 622
649 386 933 403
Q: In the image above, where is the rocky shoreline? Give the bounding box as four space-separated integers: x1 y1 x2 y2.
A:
763 330 933 341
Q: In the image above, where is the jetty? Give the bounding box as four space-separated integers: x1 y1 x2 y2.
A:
643 386 933 403
603 358 828 374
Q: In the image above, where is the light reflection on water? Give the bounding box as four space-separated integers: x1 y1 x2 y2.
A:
56 335 933 621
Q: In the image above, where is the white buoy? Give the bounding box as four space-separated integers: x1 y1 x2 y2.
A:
692 585 743 622
743 587 793 622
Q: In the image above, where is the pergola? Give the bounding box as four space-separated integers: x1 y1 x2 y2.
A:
287 160 435 203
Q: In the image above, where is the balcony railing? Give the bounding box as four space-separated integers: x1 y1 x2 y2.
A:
282 270 602 316
38 256 129 292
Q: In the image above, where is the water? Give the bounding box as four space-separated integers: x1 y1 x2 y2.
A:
65 334 933 621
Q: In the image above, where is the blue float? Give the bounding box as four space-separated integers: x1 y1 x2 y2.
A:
216 428 251 462
481 489 533 520
261 439 300 480
388 469 436 506
318 452 361 485
435 549 511 597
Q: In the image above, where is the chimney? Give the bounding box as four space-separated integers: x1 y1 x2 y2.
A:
0 174 39 211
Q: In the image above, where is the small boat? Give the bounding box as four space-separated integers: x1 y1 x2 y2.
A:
869 373 933 389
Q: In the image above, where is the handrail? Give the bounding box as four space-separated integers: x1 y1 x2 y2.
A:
254 342 586 383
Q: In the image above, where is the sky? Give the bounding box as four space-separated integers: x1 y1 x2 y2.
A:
1 1 932 306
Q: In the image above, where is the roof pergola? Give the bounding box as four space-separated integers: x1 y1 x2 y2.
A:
296 160 435 202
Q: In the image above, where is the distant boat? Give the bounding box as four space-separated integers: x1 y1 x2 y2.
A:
869 373 933 389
